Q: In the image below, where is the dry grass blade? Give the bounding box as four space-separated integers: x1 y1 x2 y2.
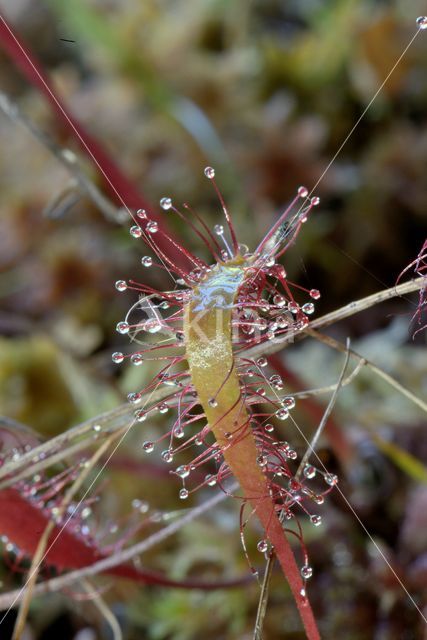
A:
296 338 351 479
0 90 126 224
81 578 123 640
253 551 275 640
307 329 427 414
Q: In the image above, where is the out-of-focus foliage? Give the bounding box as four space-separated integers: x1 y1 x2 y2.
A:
0 0 426 638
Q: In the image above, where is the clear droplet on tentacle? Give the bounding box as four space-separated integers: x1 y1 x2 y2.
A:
204 166 215 179
115 280 127 292
304 465 316 480
130 225 142 238
116 321 129 334
161 449 173 463
176 464 190 478
257 539 268 553
311 514 322 527
160 197 172 210
146 221 159 233
416 16 427 29
301 565 313 579
324 473 338 486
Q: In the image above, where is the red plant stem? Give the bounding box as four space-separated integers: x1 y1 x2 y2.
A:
184 260 321 639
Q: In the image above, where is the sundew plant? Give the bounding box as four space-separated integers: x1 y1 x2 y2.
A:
115 180 324 637
0 5 426 640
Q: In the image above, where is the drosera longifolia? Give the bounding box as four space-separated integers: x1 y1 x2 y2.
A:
114 165 330 637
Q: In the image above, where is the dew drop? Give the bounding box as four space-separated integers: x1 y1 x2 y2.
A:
208 398 218 408
130 225 142 238
256 356 268 367
205 474 217 486
160 197 172 210
270 374 284 390
112 351 124 363
288 478 300 493
311 196 320 206
325 473 338 486
115 280 127 292
146 221 159 233
311 514 322 527
304 465 316 480
238 243 250 255
264 423 274 433
276 408 289 421
116 321 129 334
144 319 162 333
289 302 299 314
179 488 189 500
142 441 154 453
137 209 147 219
127 392 141 404
92 424 102 433
416 16 427 29
131 354 144 366
161 449 173 463
214 224 224 235
141 256 153 267
81 507 92 519
176 465 190 478
257 539 268 553
276 315 289 330
298 186 308 198
302 302 315 315
301 564 313 579
283 396 295 409
135 409 147 422
158 403 169 414
132 498 149 513
204 166 215 179
309 289 321 300
257 455 268 468
260 254 275 268
273 294 286 308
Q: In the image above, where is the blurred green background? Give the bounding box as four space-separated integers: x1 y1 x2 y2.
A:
0 1 426 638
